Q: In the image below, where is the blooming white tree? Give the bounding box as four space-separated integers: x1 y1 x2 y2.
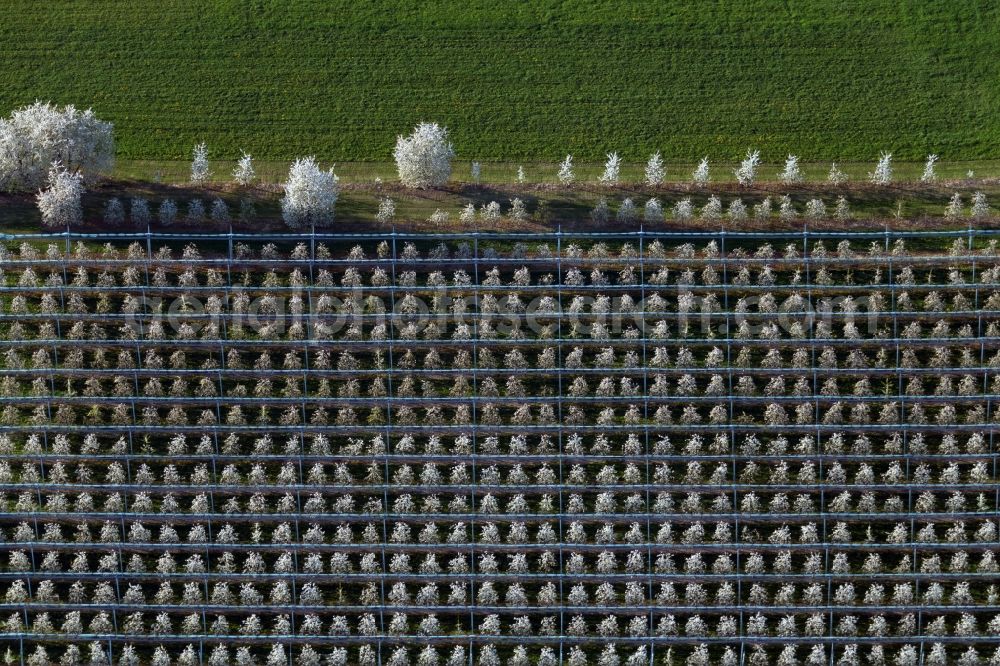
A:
428 208 449 224
645 152 665 186
557 155 575 184
617 198 637 223
233 152 254 186
728 199 748 222
644 198 663 223
804 198 826 220
734 149 760 186
600 152 621 184
753 197 771 222
944 192 963 220
375 197 396 225
673 198 694 221
36 164 83 228
779 195 797 221
591 198 610 224
131 197 151 227
210 198 230 224
482 201 501 222
779 154 803 183
692 157 710 185
470 161 481 183
158 199 178 226
834 196 851 221
281 157 339 229
828 162 848 185
920 154 939 183
393 122 454 188
510 198 528 221
972 191 990 219
869 152 892 185
103 197 125 226
191 143 210 184
701 196 722 221
0 101 114 191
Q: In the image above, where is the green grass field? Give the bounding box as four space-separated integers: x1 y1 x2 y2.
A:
1 1 998 163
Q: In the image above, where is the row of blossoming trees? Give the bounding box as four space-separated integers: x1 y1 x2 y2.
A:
2 228 1000 664
1 103 994 231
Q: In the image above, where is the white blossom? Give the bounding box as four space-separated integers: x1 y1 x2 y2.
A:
645 151 665 186
394 122 455 188
510 198 528 221
600 152 621 184
130 197 151 226
482 201 501 222
36 164 83 228
753 196 772 220
692 157 710 185
804 198 826 220
210 198 230 225
103 197 125 226
617 198 637 223
644 198 663 223
779 195 797 221
428 208 449 225
158 199 178 226
945 192 964 220
972 191 990 219
280 156 339 229
190 142 210 184
779 154 803 183
828 162 848 185
0 101 114 191
728 198 748 222
921 154 939 183
869 151 892 185
592 198 610 224
459 202 476 224
233 151 254 186
376 197 396 225
557 155 575 184
701 196 722 221
673 198 694 221
834 196 851 221
734 149 760 186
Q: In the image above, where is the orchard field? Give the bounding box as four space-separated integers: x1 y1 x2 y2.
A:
6 227 1000 665
1 1 999 162
4 4 1000 662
